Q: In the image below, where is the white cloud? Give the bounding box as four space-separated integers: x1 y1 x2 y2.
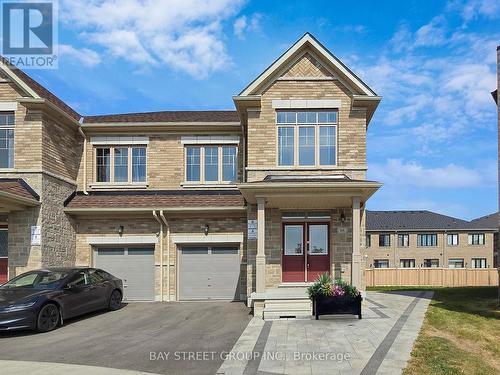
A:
369 159 495 189
60 0 246 78
233 14 261 39
59 44 101 67
451 0 500 23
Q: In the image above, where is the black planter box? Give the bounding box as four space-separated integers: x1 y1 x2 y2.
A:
313 294 362 319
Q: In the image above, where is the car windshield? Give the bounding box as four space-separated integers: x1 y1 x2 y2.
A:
1 271 69 290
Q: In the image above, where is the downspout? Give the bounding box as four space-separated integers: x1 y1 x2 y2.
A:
159 210 170 302
77 119 88 195
152 210 163 301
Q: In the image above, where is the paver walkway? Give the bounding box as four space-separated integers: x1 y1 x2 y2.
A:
217 290 432 375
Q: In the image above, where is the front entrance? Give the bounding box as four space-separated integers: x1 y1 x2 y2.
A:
282 223 330 282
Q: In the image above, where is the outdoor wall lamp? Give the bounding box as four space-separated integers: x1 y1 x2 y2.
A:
204 224 210 236
118 225 124 236
340 210 346 223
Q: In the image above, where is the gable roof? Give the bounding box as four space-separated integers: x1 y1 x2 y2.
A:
238 33 378 97
470 212 498 230
83 110 239 124
366 210 482 231
0 57 81 121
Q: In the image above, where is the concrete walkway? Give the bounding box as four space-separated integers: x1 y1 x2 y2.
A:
217 291 432 375
0 360 161 375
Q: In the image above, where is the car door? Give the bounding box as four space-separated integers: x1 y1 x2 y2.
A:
87 268 110 310
60 271 94 318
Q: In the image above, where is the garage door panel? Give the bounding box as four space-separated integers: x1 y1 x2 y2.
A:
179 246 240 300
95 247 154 302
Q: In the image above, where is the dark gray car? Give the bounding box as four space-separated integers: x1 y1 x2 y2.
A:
0 267 123 332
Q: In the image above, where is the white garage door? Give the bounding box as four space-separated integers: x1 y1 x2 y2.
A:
95 247 155 301
179 246 240 300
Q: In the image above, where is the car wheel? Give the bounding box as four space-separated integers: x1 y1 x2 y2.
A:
37 303 59 332
108 290 122 311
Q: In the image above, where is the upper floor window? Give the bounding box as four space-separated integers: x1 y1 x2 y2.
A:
185 145 237 184
417 234 437 247
0 112 14 168
96 146 146 183
447 233 459 246
397 234 409 247
468 233 485 245
366 234 371 247
379 234 390 247
276 110 337 167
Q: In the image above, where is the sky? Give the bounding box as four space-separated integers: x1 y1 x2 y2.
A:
23 0 500 220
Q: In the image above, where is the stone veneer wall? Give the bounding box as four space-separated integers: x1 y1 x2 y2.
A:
40 174 76 267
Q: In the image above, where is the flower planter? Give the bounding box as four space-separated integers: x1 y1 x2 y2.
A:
313 294 362 319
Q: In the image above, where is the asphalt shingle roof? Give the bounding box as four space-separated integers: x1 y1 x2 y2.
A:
64 190 244 209
0 178 39 201
83 111 240 124
366 210 479 231
470 212 498 230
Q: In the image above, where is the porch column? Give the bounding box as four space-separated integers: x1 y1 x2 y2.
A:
351 196 362 289
256 197 266 293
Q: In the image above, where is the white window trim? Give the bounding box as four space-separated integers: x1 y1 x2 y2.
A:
180 136 240 145
275 111 338 167
90 136 149 145
184 145 238 185
94 145 147 184
417 233 438 247
0 111 15 169
272 99 342 109
397 234 410 247
471 258 487 268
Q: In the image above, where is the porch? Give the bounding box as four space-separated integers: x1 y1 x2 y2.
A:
238 175 381 319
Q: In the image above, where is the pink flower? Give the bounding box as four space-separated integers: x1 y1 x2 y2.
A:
332 285 345 297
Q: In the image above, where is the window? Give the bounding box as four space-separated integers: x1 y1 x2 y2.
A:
471 258 487 268
398 234 409 247
277 110 337 166
374 259 389 268
447 234 459 246
379 234 391 247
0 111 14 168
96 146 146 183
96 148 110 182
132 147 146 182
366 234 371 248
185 145 237 183
468 233 485 245
284 225 303 255
417 234 437 247
423 259 439 268
308 224 328 255
114 147 128 182
222 146 237 181
400 259 415 268
448 259 464 268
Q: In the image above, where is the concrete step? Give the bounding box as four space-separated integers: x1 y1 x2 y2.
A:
263 298 312 320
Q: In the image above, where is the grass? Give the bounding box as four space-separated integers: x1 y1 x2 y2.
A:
367 286 500 375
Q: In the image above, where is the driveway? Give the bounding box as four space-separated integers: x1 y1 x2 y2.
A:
0 301 252 375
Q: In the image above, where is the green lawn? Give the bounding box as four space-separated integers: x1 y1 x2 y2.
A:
367 286 500 375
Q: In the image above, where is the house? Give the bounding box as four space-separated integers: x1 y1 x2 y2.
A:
0 33 382 318
471 212 498 267
364 210 495 269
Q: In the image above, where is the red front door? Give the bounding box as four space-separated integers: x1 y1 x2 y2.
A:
282 223 330 282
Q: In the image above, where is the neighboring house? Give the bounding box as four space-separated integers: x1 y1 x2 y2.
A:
471 212 499 267
0 33 382 318
364 211 495 270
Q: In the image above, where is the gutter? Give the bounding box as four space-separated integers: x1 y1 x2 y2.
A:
159 211 170 301
77 121 88 195
152 210 164 302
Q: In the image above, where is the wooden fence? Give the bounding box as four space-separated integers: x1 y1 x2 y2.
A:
365 268 499 287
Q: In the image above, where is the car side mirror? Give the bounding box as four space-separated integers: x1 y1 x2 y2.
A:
64 284 77 291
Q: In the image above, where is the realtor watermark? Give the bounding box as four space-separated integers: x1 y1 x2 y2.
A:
0 0 58 68
149 351 351 362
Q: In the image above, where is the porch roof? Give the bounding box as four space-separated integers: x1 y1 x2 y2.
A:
63 189 246 214
0 178 40 212
237 175 381 208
